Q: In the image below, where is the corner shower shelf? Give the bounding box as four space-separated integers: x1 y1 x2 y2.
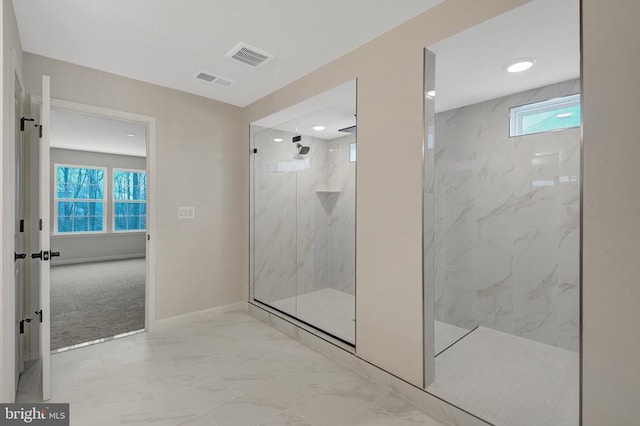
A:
315 190 341 194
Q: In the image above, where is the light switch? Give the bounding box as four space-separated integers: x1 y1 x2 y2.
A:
178 206 195 219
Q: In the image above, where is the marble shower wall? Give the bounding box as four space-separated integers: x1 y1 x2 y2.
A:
253 128 356 305
432 79 580 351
327 135 356 295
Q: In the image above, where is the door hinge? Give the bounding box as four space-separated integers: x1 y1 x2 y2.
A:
39 219 43 230
253 148 258 154
19 219 24 232
19 318 32 334
35 310 43 323
37 124 43 138
20 117 35 131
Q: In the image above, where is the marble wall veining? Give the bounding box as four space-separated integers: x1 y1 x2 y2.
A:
431 79 580 351
253 128 356 306
327 135 357 295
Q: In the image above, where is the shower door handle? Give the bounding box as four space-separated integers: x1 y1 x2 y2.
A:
50 251 60 258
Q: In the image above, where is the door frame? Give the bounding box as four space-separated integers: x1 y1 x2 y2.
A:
49 99 158 334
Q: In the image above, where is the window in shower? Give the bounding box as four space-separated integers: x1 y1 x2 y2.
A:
510 93 581 137
251 80 357 345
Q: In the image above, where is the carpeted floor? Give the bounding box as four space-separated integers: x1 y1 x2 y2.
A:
50 258 145 350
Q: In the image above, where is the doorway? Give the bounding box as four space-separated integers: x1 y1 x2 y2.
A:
48 108 149 351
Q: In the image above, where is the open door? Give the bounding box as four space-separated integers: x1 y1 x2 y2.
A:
32 75 51 401
14 75 26 394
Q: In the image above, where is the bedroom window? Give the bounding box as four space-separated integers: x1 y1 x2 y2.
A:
113 169 146 232
54 165 106 233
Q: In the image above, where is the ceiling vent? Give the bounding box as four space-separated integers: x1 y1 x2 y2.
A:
225 42 274 67
196 72 216 82
195 71 235 87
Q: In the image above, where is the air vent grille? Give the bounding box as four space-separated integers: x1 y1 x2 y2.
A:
194 71 235 87
196 72 216 82
213 77 234 87
225 42 274 67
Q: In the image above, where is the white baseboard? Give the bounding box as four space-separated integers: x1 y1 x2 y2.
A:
51 253 145 266
156 301 248 327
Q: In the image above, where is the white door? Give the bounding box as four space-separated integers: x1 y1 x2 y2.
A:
14 76 26 392
35 75 51 401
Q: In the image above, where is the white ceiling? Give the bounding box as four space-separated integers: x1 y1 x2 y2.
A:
252 80 356 140
13 0 443 107
429 0 580 112
51 109 147 157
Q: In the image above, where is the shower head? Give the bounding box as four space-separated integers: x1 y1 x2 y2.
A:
296 143 310 155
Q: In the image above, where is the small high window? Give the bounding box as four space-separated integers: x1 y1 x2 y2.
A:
510 94 581 137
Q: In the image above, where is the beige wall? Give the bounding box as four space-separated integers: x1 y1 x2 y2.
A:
22 53 247 321
244 0 529 386
582 0 640 423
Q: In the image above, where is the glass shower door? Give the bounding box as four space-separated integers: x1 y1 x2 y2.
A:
253 127 298 317
251 80 357 346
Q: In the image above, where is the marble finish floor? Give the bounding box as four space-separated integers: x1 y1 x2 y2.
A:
270 289 470 354
429 326 579 426
18 308 443 426
271 288 355 344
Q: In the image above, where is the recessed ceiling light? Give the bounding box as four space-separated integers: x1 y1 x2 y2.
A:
555 112 574 118
273 138 283 142
426 90 436 97
312 126 325 131
125 133 136 137
505 59 536 73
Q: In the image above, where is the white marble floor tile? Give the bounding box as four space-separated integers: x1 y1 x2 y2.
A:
17 309 443 426
259 408 312 426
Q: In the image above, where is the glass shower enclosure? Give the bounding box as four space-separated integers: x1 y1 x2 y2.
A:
251 81 357 345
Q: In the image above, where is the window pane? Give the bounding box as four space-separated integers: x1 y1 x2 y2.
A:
114 202 127 217
114 170 147 201
74 202 89 216
88 216 103 231
510 94 581 137
127 216 140 230
115 216 126 231
73 216 88 232
522 105 581 134
58 201 72 216
128 203 141 215
58 216 72 233
91 202 103 215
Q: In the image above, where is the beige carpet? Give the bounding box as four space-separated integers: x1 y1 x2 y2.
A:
50 258 145 350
